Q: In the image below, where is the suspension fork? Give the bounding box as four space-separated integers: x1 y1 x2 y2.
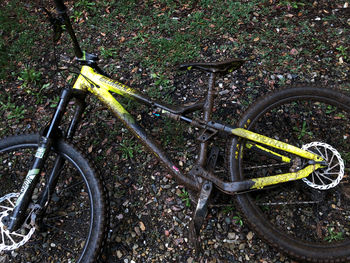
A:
37 90 87 210
4 88 83 232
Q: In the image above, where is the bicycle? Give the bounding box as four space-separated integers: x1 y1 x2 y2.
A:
1 0 350 262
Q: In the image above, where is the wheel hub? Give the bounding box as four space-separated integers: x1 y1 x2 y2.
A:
302 142 344 190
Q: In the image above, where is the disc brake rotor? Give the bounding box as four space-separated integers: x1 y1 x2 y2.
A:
0 193 35 251
302 142 345 190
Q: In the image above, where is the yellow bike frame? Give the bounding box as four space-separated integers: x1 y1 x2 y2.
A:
71 65 324 192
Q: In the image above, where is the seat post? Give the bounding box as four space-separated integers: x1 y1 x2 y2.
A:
197 72 216 166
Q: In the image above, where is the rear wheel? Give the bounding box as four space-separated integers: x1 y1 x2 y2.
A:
0 134 106 263
229 87 350 262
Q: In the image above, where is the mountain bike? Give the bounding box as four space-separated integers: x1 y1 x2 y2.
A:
1 1 350 262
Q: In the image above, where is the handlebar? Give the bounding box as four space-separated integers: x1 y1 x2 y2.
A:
52 0 83 58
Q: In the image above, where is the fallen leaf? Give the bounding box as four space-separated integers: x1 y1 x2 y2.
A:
106 147 112 155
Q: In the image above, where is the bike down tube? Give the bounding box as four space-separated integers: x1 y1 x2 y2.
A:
73 67 200 191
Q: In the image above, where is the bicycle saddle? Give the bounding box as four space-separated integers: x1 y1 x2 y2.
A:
178 58 245 74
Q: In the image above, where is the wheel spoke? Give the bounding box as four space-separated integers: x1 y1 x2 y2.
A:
8 199 15 207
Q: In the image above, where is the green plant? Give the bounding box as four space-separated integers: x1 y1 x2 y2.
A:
75 0 96 10
18 67 42 87
222 205 235 214
326 105 337 114
147 73 175 102
178 189 191 207
233 214 243 226
100 47 117 59
119 139 143 159
324 227 344 242
0 95 26 121
281 1 306 9
293 120 313 139
71 10 84 21
336 45 348 60
50 96 60 108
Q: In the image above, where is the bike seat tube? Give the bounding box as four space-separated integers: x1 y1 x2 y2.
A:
197 72 216 166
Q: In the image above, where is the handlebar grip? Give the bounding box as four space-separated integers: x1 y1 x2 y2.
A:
53 0 67 13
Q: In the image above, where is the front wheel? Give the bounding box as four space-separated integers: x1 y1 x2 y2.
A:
0 134 107 263
228 87 350 262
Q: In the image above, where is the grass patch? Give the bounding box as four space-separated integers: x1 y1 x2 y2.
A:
0 0 45 80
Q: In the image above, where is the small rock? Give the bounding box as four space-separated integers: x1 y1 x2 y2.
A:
247 231 254 241
134 226 141 236
165 230 170 236
228 232 236 240
117 250 123 259
139 221 146 231
219 89 229 95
